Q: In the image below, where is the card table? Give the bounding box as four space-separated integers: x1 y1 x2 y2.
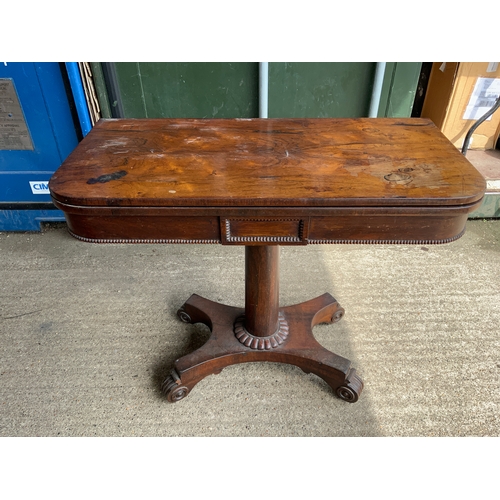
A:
49 118 485 403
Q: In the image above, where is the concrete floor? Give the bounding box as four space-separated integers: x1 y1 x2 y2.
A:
0 220 499 437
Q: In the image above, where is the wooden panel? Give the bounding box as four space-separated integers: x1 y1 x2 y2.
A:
49 118 485 209
221 218 307 245
65 214 220 243
308 213 469 244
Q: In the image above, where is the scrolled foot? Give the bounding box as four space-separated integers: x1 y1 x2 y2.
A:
331 307 345 323
162 370 190 402
177 307 192 324
335 370 363 403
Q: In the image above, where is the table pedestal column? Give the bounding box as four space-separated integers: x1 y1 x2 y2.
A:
245 246 280 338
162 245 363 403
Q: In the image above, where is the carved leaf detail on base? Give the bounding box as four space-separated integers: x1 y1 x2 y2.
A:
234 312 289 350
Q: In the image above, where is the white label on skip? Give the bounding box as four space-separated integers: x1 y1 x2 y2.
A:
29 181 50 194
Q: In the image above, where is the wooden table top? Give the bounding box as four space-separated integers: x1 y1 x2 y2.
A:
49 118 485 209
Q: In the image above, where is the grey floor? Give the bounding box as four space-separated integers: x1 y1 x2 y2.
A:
1 220 499 437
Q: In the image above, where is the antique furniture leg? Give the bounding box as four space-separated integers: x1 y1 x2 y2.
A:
162 245 364 403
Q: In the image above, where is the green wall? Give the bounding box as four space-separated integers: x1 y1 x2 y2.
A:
268 62 376 118
94 62 422 119
378 62 423 118
101 62 258 118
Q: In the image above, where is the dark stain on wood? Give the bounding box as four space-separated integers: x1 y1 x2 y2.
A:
87 170 127 185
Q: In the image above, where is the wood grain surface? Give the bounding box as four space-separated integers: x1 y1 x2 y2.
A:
49 118 485 208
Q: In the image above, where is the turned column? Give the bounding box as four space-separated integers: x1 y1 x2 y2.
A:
244 246 280 337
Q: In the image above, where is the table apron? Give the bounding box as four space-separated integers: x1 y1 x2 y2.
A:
54 201 480 245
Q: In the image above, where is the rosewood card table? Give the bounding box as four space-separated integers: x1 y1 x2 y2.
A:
49 118 485 403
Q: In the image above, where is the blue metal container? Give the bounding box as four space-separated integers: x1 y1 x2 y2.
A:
0 62 80 231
